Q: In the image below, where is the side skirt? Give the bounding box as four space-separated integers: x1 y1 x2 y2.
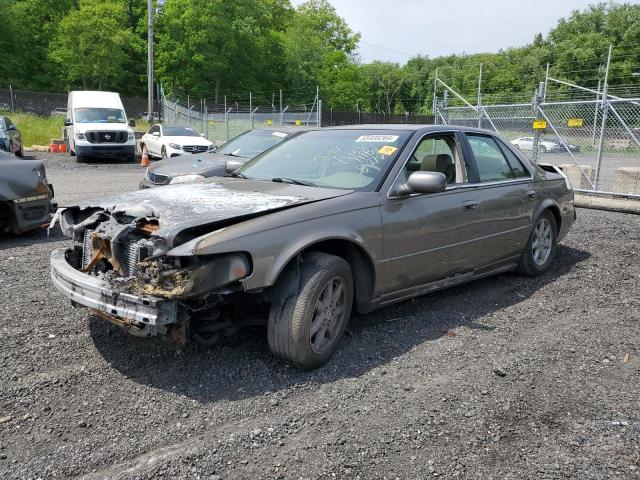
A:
365 259 519 312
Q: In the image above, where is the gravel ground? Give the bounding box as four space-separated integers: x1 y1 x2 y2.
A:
0 153 639 479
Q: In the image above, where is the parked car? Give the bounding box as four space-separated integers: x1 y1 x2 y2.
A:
511 136 580 153
0 115 24 157
140 124 213 160
139 128 302 188
50 125 575 369
64 90 137 163
0 150 55 234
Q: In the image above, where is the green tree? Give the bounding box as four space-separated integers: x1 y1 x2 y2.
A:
49 1 135 89
282 0 360 103
155 0 292 103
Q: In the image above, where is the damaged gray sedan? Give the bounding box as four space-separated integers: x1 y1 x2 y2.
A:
50 126 575 369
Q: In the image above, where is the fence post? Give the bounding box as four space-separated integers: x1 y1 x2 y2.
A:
204 100 208 139
477 63 483 128
594 45 612 190
317 99 322 127
279 90 283 126
9 85 14 112
532 81 545 164
592 77 601 147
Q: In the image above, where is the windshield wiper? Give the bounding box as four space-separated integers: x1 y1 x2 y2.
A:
271 177 317 187
229 171 247 178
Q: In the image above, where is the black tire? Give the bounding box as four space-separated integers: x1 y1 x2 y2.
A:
518 210 557 276
76 155 86 163
268 252 354 370
161 146 167 160
15 146 23 158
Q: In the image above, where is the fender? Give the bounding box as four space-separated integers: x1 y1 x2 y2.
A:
262 229 377 288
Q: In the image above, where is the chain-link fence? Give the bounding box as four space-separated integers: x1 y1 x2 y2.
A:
0 87 148 117
437 99 640 197
161 88 321 145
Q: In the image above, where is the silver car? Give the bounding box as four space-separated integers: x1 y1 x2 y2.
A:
50 125 575 369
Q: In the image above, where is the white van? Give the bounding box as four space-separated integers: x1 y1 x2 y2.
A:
64 91 136 162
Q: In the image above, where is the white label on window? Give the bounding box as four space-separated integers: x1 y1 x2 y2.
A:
272 131 288 138
355 135 400 143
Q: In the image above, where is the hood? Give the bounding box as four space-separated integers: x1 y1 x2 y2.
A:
166 136 212 146
147 152 237 178
56 177 352 247
0 157 50 201
75 122 131 133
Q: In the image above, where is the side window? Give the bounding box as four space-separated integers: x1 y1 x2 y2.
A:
466 134 513 182
148 125 159 135
497 139 529 178
5 117 14 129
404 135 466 185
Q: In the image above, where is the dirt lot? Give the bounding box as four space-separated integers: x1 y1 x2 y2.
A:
0 153 639 479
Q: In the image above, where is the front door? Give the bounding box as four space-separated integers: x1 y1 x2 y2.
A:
379 132 485 297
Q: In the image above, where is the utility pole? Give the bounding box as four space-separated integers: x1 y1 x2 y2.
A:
147 0 154 122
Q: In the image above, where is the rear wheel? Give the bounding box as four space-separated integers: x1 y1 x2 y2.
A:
518 210 557 276
268 252 354 370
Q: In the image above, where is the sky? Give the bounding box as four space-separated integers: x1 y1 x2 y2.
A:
290 0 640 63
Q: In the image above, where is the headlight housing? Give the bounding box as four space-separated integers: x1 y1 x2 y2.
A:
208 144 217 152
169 174 205 184
76 132 86 140
168 143 182 150
128 131 135 140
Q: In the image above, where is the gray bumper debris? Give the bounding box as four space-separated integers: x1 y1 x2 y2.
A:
50 248 177 326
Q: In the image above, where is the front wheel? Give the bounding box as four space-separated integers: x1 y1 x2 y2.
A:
16 145 23 158
268 252 354 370
161 146 168 160
518 211 557 276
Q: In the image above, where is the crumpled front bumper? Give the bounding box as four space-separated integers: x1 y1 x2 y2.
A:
50 248 177 326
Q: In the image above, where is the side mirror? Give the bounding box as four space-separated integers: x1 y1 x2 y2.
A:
152 131 160 137
225 158 245 174
129 119 136 127
399 171 447 195
64 119 73 127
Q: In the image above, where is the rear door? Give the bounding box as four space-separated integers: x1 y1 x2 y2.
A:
463 133 536 267
146 125 161 156
379 131 486 296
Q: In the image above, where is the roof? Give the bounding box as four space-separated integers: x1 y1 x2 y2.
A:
323 124 497 134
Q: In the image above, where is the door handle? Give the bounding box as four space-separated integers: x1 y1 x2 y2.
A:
526 190 537 200
462 200 479 212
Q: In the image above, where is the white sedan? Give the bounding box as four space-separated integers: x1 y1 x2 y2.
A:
140 124 214 159
511 137 579 153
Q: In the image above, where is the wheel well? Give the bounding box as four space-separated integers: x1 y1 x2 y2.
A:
302 240 375 312
273 240 376 313
545 205 562 233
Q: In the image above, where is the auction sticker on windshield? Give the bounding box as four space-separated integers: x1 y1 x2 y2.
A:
378 145 398 155
356 135 400 143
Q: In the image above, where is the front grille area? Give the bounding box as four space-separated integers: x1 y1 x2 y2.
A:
82 229 149 278
86 131 128 144
182 145 208 154
147 171 170 185
82 229 95 268
114 241 144 277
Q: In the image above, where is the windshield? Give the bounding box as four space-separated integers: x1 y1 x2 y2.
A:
217 129 291 159
238 129 411 190
163 125 201 137
74 108 126 124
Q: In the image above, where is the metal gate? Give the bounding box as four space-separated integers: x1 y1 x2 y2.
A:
434 49 640 198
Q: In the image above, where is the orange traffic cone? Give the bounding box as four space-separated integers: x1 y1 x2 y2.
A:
140 147 150 167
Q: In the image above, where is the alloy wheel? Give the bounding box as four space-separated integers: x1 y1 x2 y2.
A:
532 218 553 266
309 276 347 354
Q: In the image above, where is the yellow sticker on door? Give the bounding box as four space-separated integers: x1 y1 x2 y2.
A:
378 145 398 156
